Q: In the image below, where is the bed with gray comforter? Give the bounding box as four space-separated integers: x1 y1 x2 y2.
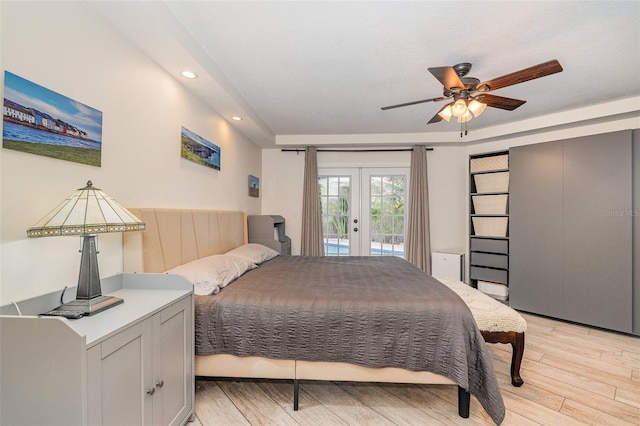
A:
194 255 505 424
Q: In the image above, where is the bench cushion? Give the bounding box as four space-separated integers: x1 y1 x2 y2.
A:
436 278 527 333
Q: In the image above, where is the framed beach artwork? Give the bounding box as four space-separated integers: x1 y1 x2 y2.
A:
2 71 103 167
180 126 221 170
248 175 260 197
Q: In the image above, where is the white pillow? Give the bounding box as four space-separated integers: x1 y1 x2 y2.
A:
166 254 257 295
225 243 279 264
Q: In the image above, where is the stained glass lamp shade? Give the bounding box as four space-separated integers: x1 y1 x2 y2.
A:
27 181 145 315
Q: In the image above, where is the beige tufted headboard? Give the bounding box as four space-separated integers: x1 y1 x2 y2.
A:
123 208 248 273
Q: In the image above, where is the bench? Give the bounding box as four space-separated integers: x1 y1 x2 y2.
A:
437 277 526 387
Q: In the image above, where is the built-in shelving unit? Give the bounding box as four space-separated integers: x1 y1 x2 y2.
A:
469 151 510 301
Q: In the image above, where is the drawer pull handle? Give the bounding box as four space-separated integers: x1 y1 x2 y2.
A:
146 387 155 395
156 380 164 388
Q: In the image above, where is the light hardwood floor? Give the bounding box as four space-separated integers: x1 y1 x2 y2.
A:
192 312 640 425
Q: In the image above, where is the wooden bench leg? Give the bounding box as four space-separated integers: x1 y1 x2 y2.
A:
481 330 525 387
510 332 525 387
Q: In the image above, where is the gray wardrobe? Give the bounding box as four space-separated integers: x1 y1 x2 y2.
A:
509 129 639 335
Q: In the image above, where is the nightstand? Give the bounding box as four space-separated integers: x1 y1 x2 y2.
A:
0 273 194 426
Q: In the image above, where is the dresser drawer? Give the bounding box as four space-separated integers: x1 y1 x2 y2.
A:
470 266 508 284
470 238 509 254
471 252 508 269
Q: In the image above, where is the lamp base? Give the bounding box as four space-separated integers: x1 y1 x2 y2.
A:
58 295 124 316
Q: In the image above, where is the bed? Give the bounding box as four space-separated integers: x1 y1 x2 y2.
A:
123 208 505 424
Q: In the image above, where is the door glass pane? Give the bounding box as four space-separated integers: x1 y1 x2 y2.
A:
319 175 351 256
369 175 405 258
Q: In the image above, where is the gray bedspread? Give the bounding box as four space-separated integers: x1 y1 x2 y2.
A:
194 255 505 424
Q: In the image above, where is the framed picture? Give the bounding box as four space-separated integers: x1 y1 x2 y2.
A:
248 175 260 197
180 126 220 170
2 71 103 166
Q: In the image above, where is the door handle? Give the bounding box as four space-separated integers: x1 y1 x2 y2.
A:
353 227 358 232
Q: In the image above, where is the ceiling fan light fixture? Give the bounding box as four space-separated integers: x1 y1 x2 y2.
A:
458 111 473 123
468 99 487 117
438 104 453 122
451 98 468 117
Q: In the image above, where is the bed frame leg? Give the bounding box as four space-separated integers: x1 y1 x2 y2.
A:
511 332 525 387
458 386 470 418
293 379 299 411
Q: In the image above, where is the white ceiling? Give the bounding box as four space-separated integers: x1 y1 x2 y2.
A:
90 1 640 147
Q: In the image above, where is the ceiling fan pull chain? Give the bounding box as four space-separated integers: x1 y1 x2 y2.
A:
459 121 469 138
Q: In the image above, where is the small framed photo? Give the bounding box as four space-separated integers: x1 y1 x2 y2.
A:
248 175 259 197
181 126 220 170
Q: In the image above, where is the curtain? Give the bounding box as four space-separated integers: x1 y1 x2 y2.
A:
406 145 431 273
300 146 325 256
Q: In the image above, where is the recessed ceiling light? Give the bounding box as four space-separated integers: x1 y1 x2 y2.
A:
181 70 197 79
231 116 243 121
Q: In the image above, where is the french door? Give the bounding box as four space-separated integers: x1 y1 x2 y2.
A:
318 167 408 257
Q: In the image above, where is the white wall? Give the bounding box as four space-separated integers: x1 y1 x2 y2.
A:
0 2 261 303
261 149 306 254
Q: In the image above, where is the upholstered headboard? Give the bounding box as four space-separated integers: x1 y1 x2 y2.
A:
123 208 248 273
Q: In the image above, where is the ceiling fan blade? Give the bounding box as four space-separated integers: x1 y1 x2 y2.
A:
475 94 526 111
428 66 466 91
427 111 444 124
477 59 563 92
381 97 447 110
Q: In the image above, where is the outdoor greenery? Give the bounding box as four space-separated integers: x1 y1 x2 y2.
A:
319 177 350 240
319 175 406 255
3 139 101 167
370 176 405 245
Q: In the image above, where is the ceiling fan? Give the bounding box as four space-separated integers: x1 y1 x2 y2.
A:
381 59 563 125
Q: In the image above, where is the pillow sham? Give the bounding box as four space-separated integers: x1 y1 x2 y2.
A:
166 254 256 295
225 243 279 264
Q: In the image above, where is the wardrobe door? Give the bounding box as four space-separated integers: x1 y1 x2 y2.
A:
562 132 633 333
509 141 564 316
634 129 640 335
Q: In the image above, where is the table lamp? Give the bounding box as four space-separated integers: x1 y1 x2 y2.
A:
27 181 145 315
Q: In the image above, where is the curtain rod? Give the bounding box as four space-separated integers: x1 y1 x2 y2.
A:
281 148 433 153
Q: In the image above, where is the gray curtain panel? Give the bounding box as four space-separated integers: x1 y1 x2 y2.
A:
301 146 325 256
406 145 431 272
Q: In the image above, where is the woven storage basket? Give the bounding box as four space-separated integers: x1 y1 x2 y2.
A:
470 154 509 173
478 281 509 300
474 172 509 193
472 194 508 215
472 217 508 237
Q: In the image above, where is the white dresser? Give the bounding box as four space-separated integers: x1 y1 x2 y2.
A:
0 273 194 426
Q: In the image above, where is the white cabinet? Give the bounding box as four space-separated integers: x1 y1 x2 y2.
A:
431 252 464 281
154 298 193 426
87 316 153 425
0 273 194 426
87 296 192 426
